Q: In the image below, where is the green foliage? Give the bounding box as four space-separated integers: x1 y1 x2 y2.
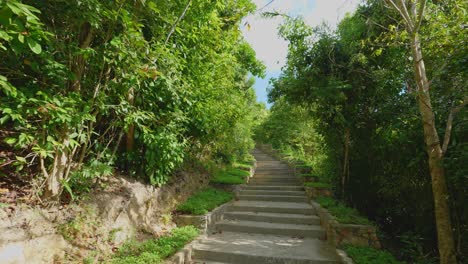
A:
316 196 371 225
0 0 265 199
210 167 250 185
64 160 113 200
342 245 402 264
111 226 199 264
304 182 331 188
176 187 233 215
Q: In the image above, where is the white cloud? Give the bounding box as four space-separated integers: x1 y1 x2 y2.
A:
241 0 361 72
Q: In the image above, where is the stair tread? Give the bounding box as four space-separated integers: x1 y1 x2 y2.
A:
218 220 321 230
231 200 313 209
224 211 319 219
193 232 340 262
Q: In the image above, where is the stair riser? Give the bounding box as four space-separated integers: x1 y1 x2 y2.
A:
242 186 304 191
228 206 315 215
216 223 325 238
238 195 308 202
193 250 339 264
239 190 306 196
224 213 320 225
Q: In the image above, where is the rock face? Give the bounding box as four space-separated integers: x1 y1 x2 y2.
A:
0 208 69 264
0 166 210 263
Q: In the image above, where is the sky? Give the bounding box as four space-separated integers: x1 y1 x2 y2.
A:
241 0 361 107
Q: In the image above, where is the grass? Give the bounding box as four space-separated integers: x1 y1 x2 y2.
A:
315 196 372 225
304 182 331 188
176 187 234 215
342 245 402 264
210 167 250 185
110 226 199 264
233 161 253 170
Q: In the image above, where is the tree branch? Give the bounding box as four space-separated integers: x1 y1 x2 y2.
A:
385 0 413 31
442 97 467 154
165 0 192 45
413 0 427 33
398 0 415 31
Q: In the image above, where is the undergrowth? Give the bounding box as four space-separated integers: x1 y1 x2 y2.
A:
315 196 371 225
304 182 331 188
110 226 199 264
342 245 402 264
176 187 233 215
210 167 250 185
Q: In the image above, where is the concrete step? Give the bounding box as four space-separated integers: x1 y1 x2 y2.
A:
224 211 320 225
239 190 306 196
228 201 315 215
193 232 340 264
216 220 325 238
238 194 308 202
242 185 304 191
249 179 300 184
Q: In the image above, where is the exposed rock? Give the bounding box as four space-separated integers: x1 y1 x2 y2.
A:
0 166 210 263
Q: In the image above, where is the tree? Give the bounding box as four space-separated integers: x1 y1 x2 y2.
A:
384 1 463 263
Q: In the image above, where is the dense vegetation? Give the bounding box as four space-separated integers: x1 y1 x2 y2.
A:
256 0 466 263
0 0 265 201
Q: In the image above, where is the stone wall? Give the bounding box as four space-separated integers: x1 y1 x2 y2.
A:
173 201 233 236
312 201 381 249
304 186 333 200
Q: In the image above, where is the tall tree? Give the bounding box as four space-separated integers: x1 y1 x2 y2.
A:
384 1 461 263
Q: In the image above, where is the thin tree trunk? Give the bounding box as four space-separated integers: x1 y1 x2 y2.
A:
126 87 135 152
341 128 350 200
411 34 457 264
70 22 93 91
44 136 70 200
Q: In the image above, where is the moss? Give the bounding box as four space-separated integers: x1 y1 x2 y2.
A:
176 187 233 215
111 226 199 264
342 245 402 264
315 196 371 225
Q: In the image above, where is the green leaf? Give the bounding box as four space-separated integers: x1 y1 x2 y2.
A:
15 156 27 163
26 38 41 54
5 137 17 145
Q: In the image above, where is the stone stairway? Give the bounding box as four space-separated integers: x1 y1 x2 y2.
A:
191 149 341 264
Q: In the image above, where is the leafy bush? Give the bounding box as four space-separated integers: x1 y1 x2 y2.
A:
342 245 402 264
176 187 233 215
64 160 113 200
111 226 199 264
210 167 250 185
316 196 371 225
304 182 331 188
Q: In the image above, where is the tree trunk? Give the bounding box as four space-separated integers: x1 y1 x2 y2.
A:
411 34 457 264
126 87 135 152
44 137 70 200
70 22 93 91
341 128 350 200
